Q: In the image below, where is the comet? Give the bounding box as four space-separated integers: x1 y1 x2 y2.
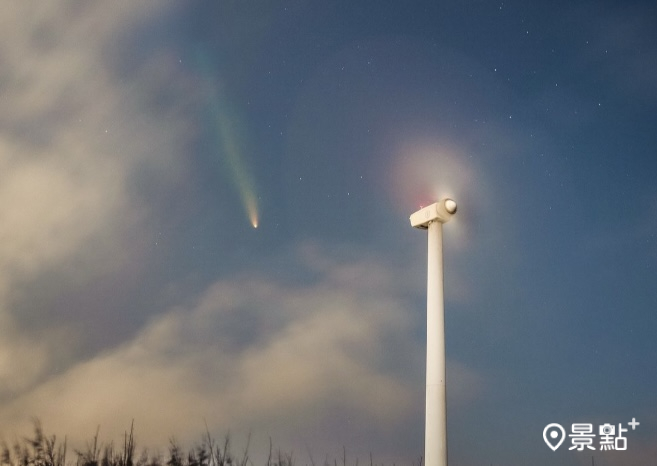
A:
196 50 259 229
214 103 259 229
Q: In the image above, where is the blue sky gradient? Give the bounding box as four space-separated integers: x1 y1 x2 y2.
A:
0 2 655 465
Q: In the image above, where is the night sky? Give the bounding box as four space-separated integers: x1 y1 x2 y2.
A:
1 1 656 465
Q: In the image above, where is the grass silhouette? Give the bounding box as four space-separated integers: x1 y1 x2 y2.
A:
1 420 372 466
1 421 419 466
0 420 296 466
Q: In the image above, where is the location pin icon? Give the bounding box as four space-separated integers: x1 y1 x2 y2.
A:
543 423 566 451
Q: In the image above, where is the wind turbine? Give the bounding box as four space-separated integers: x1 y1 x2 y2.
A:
410 199 457 466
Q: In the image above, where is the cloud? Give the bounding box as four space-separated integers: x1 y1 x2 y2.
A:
0 1 197 397
0 247 484 464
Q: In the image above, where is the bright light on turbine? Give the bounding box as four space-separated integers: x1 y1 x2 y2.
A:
444 198 457 214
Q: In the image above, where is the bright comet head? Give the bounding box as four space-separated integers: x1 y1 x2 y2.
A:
244 193 259 229
249 209 258 229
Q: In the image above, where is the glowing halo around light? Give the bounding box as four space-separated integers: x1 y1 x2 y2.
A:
388 140 481 250
391 143 471 205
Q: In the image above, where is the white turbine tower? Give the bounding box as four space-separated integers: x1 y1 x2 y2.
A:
410 199 457 466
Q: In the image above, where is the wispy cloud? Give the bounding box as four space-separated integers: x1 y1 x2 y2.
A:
0 1 196 397
0 246 483 463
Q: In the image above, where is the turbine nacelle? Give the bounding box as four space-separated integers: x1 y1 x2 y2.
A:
410 199 457 229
